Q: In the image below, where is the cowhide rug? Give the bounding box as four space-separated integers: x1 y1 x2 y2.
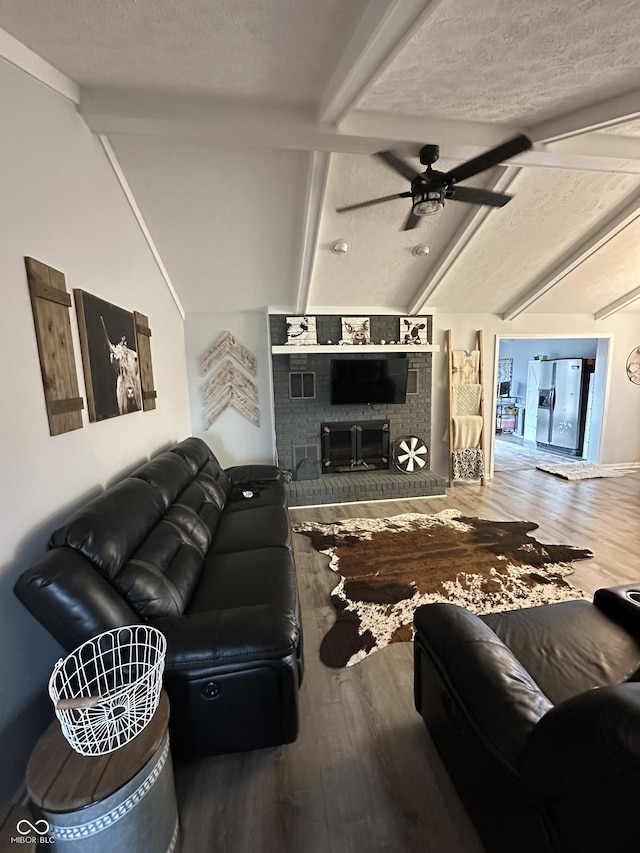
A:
292 509 592 668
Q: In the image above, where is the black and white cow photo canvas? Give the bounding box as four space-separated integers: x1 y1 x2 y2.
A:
286 316 317 345
399 316 429 345
75 290 143 421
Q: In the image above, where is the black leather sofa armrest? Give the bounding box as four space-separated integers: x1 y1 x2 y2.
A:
14 547 142 652
520 682 640 799
594 583 640 637
414 603 553 767
153 604 299 674
224 464 281 484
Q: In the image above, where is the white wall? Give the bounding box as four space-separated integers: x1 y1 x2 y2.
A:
184 311 276 466
0 59 191 798
108 136 309 315
431 313 640 478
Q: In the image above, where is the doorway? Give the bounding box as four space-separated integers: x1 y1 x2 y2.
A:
490 334 612 476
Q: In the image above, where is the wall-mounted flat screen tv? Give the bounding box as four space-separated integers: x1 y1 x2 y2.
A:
330 358 409 405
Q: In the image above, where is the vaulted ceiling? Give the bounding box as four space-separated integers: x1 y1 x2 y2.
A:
1 0 639 318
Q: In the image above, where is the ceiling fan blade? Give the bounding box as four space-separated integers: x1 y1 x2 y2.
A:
375 150 420 182
445 134 532 185
401 209 421 231
448 185 513 207
336 192 411 213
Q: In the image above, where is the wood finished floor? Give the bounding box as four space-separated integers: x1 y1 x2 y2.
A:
173 468 640 853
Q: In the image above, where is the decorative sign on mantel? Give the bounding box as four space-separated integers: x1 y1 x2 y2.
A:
202 331 260 427
400 317 429 345
269 313 439 353
286 316 317 345
340 317 371 345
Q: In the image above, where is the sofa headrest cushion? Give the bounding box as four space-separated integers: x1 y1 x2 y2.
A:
170 437 213 474
116 522 204 618
130 451 194 509
201 459 231 498
167 482 224 553
194 471 227 509
49 479 165 580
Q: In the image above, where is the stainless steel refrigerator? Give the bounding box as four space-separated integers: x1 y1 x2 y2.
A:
536 359 589 456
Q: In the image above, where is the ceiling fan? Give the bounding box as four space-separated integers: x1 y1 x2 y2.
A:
336 133 532 231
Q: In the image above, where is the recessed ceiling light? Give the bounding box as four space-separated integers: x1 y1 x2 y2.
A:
412 243 431 257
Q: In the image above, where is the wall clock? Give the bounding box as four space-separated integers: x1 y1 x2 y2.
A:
626 346 640 385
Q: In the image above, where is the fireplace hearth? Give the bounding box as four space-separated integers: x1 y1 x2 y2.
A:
321 420 390 473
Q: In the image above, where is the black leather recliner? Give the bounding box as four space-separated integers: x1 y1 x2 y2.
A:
414 585 640 853
15 437 303 756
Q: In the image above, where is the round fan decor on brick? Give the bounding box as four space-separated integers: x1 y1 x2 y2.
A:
292 509 592 668
392 435 429 472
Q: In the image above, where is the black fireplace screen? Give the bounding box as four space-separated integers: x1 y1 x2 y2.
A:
321 421 390 473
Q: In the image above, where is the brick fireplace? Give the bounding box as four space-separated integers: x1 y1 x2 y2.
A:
269 314 446 505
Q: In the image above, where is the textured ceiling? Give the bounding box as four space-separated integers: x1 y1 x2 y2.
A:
0 0 369 103
531 215 640 314
425 168 640 313
1 0 639 318
601 118 640 137
356 0 640 124
313 152 504 310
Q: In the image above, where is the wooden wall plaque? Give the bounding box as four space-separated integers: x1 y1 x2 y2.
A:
25 257 84 435
134 310 157 411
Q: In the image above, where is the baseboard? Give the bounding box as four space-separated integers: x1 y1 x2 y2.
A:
289 493 443 510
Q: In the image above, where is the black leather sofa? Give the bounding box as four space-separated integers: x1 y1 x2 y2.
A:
414 585 640 853
15 437 303 756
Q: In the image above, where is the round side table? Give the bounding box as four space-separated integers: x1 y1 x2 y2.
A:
27 691 179 852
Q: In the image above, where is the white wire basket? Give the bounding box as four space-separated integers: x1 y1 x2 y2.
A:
48 625 167 756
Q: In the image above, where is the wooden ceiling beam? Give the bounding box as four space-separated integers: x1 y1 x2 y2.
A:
595 285 640 320
318 0 446 126
0 25 79 103
527 89 640 143
294 151 331 314
82 93 640 175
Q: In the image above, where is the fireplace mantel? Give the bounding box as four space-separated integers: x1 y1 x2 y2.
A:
272 343 440 354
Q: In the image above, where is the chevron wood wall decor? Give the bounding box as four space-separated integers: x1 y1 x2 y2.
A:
204 359 259 402
202 331 257 376
205 384 261 428
202 331 260 427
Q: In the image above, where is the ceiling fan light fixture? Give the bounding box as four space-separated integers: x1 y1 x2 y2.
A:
412 189 445 216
